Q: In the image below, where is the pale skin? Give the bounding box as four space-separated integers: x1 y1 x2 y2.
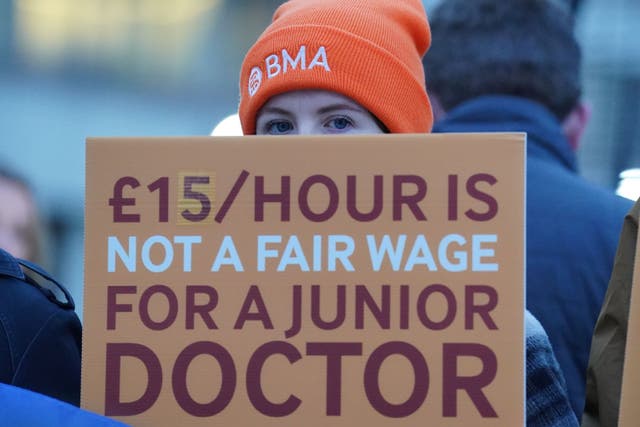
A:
0 177 35 259
256 89 385 135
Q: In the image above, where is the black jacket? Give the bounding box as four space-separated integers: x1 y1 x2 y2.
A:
0 248 81 405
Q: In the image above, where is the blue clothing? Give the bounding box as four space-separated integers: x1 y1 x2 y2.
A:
0 382 130 427
0 249 82 405
527 311 578 427
434 95 633 417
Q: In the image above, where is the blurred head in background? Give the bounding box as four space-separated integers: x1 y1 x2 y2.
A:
424 0 590 150
0 167 47 266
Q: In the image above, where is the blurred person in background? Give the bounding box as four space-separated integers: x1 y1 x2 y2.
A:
0 166 49 267
423 0 633 418
238 0 577 425
0 166 82 405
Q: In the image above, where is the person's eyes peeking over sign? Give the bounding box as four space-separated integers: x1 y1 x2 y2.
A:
256 89 386 136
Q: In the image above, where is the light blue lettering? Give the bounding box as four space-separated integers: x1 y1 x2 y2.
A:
439 234 467 272
313 235 322 271
211 235 244 272
142 235 173 273
107 236 136 272
404 235 438 271
366 234 406 271
472 234 499 271
328 235 355 271
257 235 281 272
278 235 309 272
174 235 201 272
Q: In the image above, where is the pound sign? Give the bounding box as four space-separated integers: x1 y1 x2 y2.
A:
109 177 141 222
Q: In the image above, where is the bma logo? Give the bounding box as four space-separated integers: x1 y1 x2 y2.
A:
248 66 262 97
265 45 330 78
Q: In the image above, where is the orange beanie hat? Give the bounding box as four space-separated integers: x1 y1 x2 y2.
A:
239 0 432 134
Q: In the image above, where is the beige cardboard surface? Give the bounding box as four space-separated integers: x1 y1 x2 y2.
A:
83 133 525 426
618 222 640 426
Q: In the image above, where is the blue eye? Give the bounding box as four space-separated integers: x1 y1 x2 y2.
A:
326 116 353 131
267 120 293 134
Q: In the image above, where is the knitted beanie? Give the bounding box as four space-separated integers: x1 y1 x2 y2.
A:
238 0 432 134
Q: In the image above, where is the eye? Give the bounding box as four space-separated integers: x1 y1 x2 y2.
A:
266 120 294 135
325 116 354 132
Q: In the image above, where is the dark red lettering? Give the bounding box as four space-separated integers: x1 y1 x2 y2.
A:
186 285 218 330
298 175 339 222
311 285 346 330
398 285 410 329
448 174 458 221
355 285 390 329
105 343 161 416
417 284 457 330
442 343 497 417
247 341 302 416
255 176 290 221
364 342 429 417
465 174 498 221
107 285 136 330
465 285 498 330
215 170 249 223
234 285 274 330
147 177 169 223
284 285 302 338
181 176 211 222
307 342 363 416
393 175 427 221
347 175 383 222
139 285 178 331
172 341 236 416
109 176 141 222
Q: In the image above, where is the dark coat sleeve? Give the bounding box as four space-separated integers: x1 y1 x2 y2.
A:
8 308 82 405
0 250 82 405
582 199 640 427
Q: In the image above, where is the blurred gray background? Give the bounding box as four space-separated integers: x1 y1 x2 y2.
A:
0 0 638 318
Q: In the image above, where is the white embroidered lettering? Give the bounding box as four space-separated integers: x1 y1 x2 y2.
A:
309 46 330 71
266 54 281 78
282 46 306 72
263 46 330 80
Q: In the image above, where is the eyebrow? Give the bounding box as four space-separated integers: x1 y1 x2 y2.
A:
259 101 367 117
259 106 294 117
316 103 366 115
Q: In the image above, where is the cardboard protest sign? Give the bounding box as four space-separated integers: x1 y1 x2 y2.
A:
618 223 640 426
83 133 525 426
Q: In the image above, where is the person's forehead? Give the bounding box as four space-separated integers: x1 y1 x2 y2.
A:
264 89 357 106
